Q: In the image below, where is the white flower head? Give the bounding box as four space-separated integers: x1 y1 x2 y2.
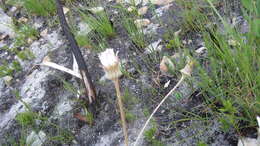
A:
99 48 122 80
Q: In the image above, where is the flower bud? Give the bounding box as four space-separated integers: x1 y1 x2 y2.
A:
180 60 195 77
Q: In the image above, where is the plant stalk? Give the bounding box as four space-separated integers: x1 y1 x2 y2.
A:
113 78 129 146
134 75 185 146
55 0 96 104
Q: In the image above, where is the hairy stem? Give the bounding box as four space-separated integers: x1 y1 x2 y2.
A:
114 78 129 146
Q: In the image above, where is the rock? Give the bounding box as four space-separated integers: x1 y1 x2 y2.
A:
164 80 171 88
25 31 61 65
0 30 64 132
0 40 5 48
195 46 207 54
153 3 173 17
88 7 104 13
55 99 73 116
0 8 15 38
0 79 5 98
237 138 260 146
18 17 28 23
104 104 109 112
128 6 136 12
187 39 192 45
33 18 44 29
43 31 64 50
63 7 70 14
99 75 107 83
117 0 142 5
0 34 8 40
151 0 174 5
78 22 92 35
144 39 162 54
228 39 240 46
138 6 148 15
3 76 13 86
0 79 4 90
40 29 48 37
181 39 192 45
26 131 46 146
0 68 49 130
8 7 17 14
144 23 160 34
237 116 260 146
27 38 33 44
134 19 151 28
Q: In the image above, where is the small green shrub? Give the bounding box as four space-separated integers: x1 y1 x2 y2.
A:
144 126 164 146
76 34 92 48
125 110 136 122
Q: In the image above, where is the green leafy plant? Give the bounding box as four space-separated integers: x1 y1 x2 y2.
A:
197 141 208 146
75 31 108 52
165 37 181 49
84 107 94 125
197 0 260 133
49 129 74 144
75 34 92 48
115 5 146 49
7 0 56 16
176 0 209 32
122 17 146 48
80 10 115 38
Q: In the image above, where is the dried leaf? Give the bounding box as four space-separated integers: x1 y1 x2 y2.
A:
41 59 82 79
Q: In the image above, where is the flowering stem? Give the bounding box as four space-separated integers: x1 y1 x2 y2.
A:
113 78 129 146
134 75 186 146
